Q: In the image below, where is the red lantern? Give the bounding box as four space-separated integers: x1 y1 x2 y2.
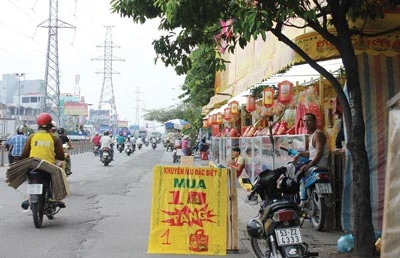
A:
216 112 223 124
278 80 293 105
246 95 256 113
224 107 232 120
212 114 218 124
230 101 239 115
263 87 275 108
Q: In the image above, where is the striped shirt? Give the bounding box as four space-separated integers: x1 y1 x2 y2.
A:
9 134 27 157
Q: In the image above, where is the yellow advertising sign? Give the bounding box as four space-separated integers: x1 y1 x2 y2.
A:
148 166 228 255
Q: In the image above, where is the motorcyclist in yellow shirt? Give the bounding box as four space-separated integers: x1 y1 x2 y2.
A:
20 113 66 208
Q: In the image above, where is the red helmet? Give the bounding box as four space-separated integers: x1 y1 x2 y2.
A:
37 113 52 127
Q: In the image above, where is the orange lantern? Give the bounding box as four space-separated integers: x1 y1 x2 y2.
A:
224 107 232 120
203 119 208 128
263 87 275 108
278 80 294 105
216 112 223 124
207 116 213 126
230 101 239 115
246 95 256 113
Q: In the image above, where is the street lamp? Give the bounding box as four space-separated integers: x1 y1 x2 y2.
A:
15 73 25 117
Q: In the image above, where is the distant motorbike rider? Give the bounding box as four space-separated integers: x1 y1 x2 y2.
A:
57 127 73 175
8 125 27 164
100 131 114 160
116 132 125 150
92 133 101 153
21 113 66 209
136 136 143 148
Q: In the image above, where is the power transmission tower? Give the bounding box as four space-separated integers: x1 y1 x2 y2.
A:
134 86 143 126
92 26 124 133
38 0 75 124
74 74 80 99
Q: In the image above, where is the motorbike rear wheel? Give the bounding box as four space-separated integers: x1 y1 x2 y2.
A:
309 190 327 231
32 197 44 228
250 237 271 258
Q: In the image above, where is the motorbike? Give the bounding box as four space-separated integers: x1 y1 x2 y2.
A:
137 143 142 150
280 147 333 231
93 145 100 156
152 142 157 150
117 143 125 153
125 144 134 156
243 167 318 258
26 169 65 228
172 148 182 163
62 143 72 176
101 147 113 166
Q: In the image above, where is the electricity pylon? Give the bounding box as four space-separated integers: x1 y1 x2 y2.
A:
92 26 124 133
38 0 75 124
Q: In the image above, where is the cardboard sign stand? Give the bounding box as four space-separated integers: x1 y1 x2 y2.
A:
226 167 239 252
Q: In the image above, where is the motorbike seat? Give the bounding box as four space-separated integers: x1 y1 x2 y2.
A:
308 166 329 173
268 200 298 215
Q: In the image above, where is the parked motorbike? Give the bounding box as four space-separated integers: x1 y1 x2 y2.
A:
26 169 65 228
101 147 112 166
172 148 181 163
243 167 318 258
280 147 333 231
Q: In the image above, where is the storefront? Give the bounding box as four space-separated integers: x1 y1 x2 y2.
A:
202 12 400 232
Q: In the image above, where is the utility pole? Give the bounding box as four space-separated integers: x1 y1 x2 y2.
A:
38 0 75 125
92 26 124 133
134 86 143 126
15 73 25 117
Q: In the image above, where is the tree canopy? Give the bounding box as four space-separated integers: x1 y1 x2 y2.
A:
111 1 399 256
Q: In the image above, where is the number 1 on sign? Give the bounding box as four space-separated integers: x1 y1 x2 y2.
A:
161 229 171 245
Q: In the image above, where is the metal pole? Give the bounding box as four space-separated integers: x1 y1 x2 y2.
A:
15 73 25 117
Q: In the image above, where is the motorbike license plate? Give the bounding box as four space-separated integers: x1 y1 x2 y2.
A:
315 183 332 194
27 184 43 194
275 227 303 246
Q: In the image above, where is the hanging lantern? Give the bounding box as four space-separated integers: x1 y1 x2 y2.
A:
203 119 209 128
230 101 239 115
224 107 232 120
212 114 218 124
263 87 275 108
207 116 213 126
246 95 256 113
278 80 294 105
216 112 223 124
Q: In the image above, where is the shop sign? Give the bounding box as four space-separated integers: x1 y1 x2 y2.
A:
148 166 227 255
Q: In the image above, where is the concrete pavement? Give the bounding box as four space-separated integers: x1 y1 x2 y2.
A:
183 152 347 258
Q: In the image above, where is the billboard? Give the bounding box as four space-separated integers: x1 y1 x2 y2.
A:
63 102 88 116
90 109 111 125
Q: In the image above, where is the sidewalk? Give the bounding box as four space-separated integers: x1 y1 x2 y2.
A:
190 154 346 258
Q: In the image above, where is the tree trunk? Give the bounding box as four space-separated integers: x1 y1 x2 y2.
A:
338 35 378 257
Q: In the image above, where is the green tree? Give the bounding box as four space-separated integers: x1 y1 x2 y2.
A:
111 1 399 256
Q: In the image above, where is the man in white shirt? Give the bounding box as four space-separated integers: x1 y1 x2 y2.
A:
100 131 114 160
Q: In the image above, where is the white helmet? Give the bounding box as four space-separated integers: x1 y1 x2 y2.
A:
16 125 24 134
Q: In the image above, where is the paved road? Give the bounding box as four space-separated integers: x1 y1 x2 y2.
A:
0 146 344 258
0 147 254 258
